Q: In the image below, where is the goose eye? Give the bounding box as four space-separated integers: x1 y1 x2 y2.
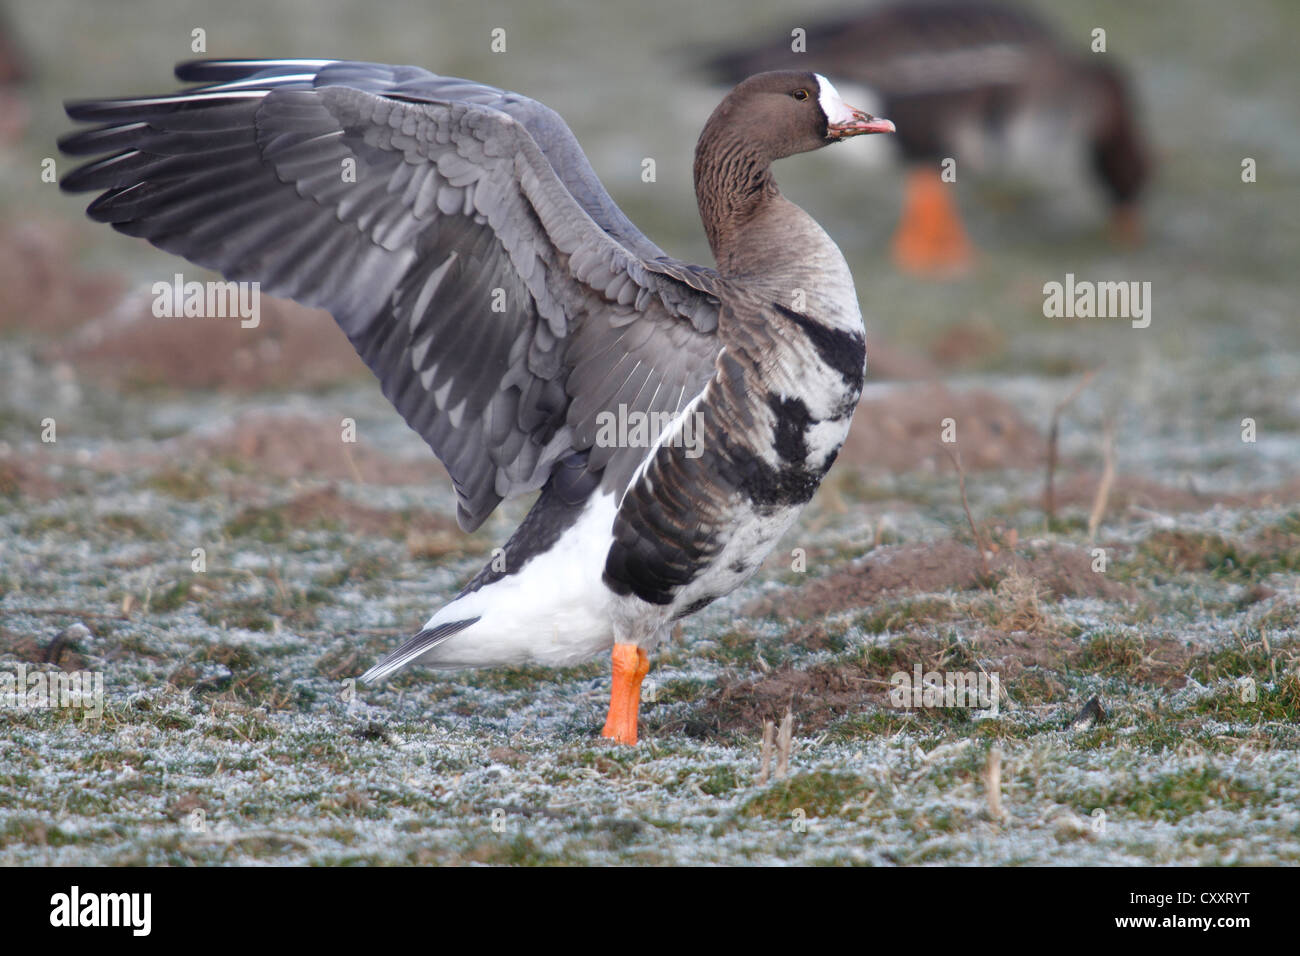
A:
791 89 809 101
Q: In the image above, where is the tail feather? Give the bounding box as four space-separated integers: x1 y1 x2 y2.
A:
360 618 479 683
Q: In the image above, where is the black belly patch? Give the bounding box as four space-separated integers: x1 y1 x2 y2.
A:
773 303 867 393
720 435 826 508
768 393 813 463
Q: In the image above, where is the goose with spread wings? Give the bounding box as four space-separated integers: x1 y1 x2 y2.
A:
60 60 894 744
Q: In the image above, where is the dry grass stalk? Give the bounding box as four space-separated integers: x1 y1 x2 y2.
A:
759 720 775 784
1044 367 1100 526
994 568 1055 635
340 440 365 485
942 445 989 578
776 709 793 780
984 747 1004 821
1087 418 1117 543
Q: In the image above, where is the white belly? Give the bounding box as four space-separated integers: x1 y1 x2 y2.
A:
416 493 621 668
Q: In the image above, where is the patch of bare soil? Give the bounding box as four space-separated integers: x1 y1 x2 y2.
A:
683 627 1193 739
226 486 478 547
839 384 1044 472
68 413 445 490
681 633 970 739
49 293 368 392
0 626 90 672
683 658 893 740
926 318 1006 368
0 222 122 335
185 413 447 486
745 540 1133 620
864 337 940 380
33 413 448 491
1043 473 1300 516
0 457 63 500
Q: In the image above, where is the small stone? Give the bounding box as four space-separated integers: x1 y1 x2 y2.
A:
1069 695 1106 730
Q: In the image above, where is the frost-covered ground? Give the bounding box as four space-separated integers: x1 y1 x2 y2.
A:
3 357 1297 865
2 0 1298 865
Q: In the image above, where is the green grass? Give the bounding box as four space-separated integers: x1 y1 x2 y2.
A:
1062 765 1271 823
739 772 869 821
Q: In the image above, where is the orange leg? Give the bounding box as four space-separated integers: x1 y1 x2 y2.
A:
1109 204 1143 246
891 167 974 276
601 643 650 745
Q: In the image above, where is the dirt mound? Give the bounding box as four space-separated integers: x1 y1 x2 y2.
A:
839 383 1044 473
0 457 63 501
51 293 368 392
863 337 940 380
746 540 1132 620
0 625 92 672
20 413 451 499
682 633 970 739
27 412 449 491
1045 473 1300 516
926 318 1006 368
683 628 1192 740
685 658 890 740
224 486 476 551
0 222 122 335
185 413 448 486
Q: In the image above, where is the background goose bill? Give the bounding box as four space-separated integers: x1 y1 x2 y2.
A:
827 109 896 140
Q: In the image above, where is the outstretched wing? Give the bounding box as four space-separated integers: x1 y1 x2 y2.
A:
61 59 721 529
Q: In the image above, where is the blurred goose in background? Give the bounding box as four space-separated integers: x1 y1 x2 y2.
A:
0 10 28 144
708 0 1150 275
60 61 893 744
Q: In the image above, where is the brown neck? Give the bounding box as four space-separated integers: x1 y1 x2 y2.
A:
693 123 778 274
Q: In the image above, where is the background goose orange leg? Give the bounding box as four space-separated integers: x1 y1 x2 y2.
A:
1109 203 1143 246
601 643 650 745
892 166 973 276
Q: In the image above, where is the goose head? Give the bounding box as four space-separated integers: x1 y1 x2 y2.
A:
693 71 894 267
702 70 895 163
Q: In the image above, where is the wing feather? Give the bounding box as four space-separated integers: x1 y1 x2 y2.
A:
62 59 724 528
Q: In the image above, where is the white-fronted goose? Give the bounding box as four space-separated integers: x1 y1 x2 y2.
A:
60 61 894 744
709 0 1150 274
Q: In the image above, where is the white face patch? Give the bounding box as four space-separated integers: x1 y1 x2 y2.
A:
815 73 858 125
